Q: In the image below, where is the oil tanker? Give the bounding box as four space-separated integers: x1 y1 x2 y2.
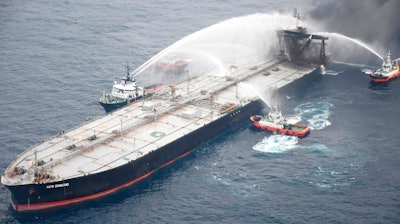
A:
1 16 328 212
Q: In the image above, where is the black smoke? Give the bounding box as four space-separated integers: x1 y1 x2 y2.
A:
309 0 400 57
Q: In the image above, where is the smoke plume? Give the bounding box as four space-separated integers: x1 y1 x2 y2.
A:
309 0 400 57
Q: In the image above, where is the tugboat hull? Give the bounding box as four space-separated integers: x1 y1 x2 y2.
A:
370 71 400 83
250 115 310 137
99 99 128 113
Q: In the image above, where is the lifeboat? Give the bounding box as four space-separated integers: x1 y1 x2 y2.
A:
155 58 188 74
220 103 237 114
369 51 400 83
250 107 310 137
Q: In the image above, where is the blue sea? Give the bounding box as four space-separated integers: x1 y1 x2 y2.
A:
1 1 399 223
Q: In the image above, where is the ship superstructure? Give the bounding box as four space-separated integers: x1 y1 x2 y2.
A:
277 9 329 65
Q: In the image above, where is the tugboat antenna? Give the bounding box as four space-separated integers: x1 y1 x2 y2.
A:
126 61 130 79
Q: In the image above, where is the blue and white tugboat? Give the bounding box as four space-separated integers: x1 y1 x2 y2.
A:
100 64 168 113
99 63 145 113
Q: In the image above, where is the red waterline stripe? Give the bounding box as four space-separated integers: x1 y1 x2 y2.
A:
13 149 194 212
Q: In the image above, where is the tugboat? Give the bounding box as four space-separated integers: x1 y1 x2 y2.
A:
99 63 145 113
99 63 167 113
369 51 400 83
250 106 310 137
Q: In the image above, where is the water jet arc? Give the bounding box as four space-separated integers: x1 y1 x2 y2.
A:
318 32 383 60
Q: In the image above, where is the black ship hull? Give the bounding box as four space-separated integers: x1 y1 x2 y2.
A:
6 99 264 212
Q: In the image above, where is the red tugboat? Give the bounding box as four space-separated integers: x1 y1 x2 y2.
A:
369 51 400 83
250 107 310 137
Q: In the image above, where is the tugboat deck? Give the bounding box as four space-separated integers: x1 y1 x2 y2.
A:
2 59 315 186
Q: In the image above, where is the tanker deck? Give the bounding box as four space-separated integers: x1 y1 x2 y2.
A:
2 58 316 211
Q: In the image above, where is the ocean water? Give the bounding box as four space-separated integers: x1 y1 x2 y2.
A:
1 1 399 223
